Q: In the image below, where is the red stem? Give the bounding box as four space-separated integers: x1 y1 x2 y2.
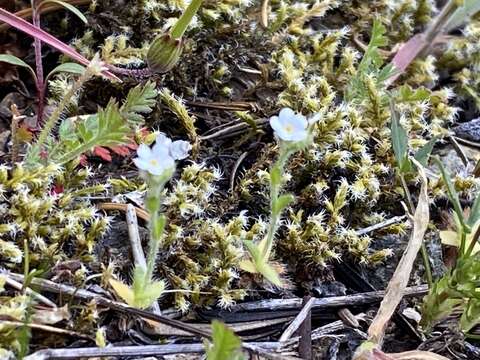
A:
31 0 45 125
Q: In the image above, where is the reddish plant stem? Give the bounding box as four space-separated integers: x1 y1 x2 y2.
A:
31 0 45 125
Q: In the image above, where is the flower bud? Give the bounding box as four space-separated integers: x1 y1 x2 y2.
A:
146 34 183 74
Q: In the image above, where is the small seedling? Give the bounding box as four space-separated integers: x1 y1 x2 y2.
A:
240 108 317 286
110 134 192 309
421 157 480 333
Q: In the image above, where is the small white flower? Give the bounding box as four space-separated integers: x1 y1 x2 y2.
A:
134 134 191 176
153 133 191 160
269 108 308 142
133 143 175 176
169 140 192 160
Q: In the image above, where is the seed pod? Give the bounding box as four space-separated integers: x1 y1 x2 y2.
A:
146 34 183 74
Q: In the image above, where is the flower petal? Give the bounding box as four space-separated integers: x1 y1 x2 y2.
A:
153 133 172 153
278 107 295 119
136 144 152 159
170 140 192 160
133 158 151 171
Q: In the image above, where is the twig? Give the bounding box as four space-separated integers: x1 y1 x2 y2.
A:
24 342 284 360
279 297 315 342
311 313 367 341
0 320 93 341
200 118 268 141
230 151 249 192
297 297 313 360
260 0 269 28
355 215 406 236
98 202 149 221
4 275 57 308
228 285 428 312
4 273 285 360
448 136 469 167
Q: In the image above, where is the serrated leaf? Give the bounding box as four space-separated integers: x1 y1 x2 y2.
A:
414 137 437 167
109 279 134 306
206 320 244 360
0 54 36 79
40 0 88 23
47 62 85 79
121 82 158 124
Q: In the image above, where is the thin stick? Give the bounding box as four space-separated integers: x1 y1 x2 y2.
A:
230 151 248 192
355 215 406 236
24 342 284 360
297 297 313 360
279 297 315 342
4 275 57 308
0 320 92 340
4 273 284 360
260 0 269 28
98 202 149 221
126 204 162 316
228 285 428 312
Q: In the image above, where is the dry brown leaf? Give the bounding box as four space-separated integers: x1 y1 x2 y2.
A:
31 305 71 325
354 160 430 359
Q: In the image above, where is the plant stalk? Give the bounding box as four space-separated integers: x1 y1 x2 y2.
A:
31 0 45 125
170 0 203 39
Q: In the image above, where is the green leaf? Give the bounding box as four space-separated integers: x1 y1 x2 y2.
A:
40 0 88 24
468 196 480 227
398 85 430 102
121 81 158 124
460 299 480 332
390 100 410 172
206 320 244 360
414 137 438 167
46 62 85 80
445 0 480 32
241 240 282 286
270 166 282 186
272 194 294 215
0 54 36 80
433 157 466 231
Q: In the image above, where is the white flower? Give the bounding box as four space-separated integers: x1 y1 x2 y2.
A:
170 140 191 160
133 143 175 176
133 134 191 176
269 108 308 142
154 133 191 160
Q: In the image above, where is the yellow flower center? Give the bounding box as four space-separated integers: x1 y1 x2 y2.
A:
284 124 294 133
149 159 159 166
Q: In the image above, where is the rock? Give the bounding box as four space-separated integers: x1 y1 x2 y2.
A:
453 118 480 142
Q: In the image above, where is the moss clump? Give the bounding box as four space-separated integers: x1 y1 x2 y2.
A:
0 162 109 270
